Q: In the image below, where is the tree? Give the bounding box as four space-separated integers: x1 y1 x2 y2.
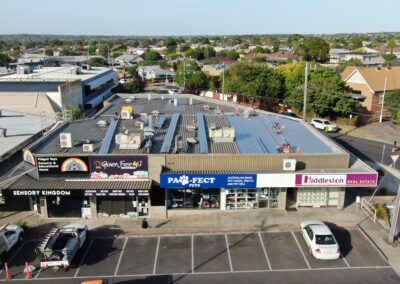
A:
142 50 162 62
272 39 280 52
386 90 400 123
65 105 84 120
179 44 190 53
252 46 266 53
126 64 139 77
200 37 210 45
387 39 397 53
278 62 356 117
175 60 208 94
184 48 204 60
112 81 144 94
350 36 363 50
98 44 109 58
224 62 285 106
217 50 240 60
297 37 330 62
165 37 177 52
88 45 97 55
44 48 53 56
336 59 364 73
202 46 216 58
87 57 108 66
60 46 74 56
0 53 12 66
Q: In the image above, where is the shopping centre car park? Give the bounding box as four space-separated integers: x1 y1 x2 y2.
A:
1 93 379 219
0 229 398 284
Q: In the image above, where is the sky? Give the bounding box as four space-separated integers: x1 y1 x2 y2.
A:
1 0 399 36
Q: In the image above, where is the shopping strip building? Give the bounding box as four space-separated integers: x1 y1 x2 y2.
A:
1 93 378 218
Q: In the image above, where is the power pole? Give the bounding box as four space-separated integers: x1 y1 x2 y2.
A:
379 77 387 123
303 62 309 121
222 62 225 95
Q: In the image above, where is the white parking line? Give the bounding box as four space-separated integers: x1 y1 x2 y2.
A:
258 232 272 270
3 266 392 282
34 269 41 279
341 254 351 268
114 237 128 276
0 241 30 275
74 239 94 278
225 234 233 272
291 232 311 269
191 235 194 273
152 236 160 275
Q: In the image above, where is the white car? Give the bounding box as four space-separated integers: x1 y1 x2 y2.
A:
119 79 129 84
300 220 341 260
311 118 337 132
168 89 179 95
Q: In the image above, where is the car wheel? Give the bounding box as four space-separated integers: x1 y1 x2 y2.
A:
18 233 24 243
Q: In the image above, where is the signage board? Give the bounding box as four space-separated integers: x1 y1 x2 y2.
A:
295 173 378 187
160 174 257 189
37 156 90 177
89 155 148 179
3 189 149 197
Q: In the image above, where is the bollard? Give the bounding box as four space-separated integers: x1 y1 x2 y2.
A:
4 262 10 280
25 262 30 279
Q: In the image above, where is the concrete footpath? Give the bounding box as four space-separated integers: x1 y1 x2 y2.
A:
2 202 400 275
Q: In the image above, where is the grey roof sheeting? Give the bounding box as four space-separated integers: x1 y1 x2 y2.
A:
29 94 341 155
0 81 63 92
4 174 152 190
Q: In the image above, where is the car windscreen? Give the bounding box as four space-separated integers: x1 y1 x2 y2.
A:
315 234 336 245
324 121 331 125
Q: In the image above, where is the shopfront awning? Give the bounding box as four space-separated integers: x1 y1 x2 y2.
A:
2 175 152 197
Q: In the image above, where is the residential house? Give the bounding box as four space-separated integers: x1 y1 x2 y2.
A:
342 66 400 116
329 49 384 66
374 46 400 58
114 54 143 66
202 64 230 76
127 47 147 56
137 65 174 82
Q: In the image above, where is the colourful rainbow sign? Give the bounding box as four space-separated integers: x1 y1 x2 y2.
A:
61 158 89 172
23 149 35 165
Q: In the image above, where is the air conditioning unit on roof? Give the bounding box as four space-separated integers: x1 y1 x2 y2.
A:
121 110 132 119
283 159 296 171
60 133 72 148
83 144 94 152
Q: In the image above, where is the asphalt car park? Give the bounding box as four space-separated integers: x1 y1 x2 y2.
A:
0 228 397 284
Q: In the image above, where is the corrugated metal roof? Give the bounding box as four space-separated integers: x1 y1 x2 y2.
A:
0 81 63 92
4 175 152 190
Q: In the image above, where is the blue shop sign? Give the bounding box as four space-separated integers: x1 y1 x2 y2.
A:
160 174 257 188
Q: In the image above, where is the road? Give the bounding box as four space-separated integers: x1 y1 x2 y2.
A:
325 132 399 169
0 229 398 284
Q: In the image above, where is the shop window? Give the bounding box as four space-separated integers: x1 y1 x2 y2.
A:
227 188 279 210
168 188 220 209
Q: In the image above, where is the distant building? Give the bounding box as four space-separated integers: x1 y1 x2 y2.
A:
242 51 295 63
114 54 143 66
202 64 230 76
137 65 174 82
0 66 117 115
342 66 400 115
329 48 384 66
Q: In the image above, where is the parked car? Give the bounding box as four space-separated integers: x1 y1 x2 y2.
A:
310 118 338 132
168 89 179 95
36 223 88 270
0 224 24 264
300 220 340 260
119 78 129 84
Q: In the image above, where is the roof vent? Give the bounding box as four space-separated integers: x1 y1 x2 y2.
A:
0 128 6 137
97 120 109 127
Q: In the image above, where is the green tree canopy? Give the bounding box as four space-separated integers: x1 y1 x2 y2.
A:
0 53 12 66
386 90 400 123
44 48 53 56
336 59 364 73
277 62 356 117
216 50 240 60
202 46 216 58
165 37 177 52
350 36 363 50
87 57 108 66
224 62 285 106
98 44 109 58
112 81 144 94
175 60 208 94
126 64 139 77
142 50 162 62
295 37 329 62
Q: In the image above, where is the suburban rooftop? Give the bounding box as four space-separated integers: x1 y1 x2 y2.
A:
28 93 343 156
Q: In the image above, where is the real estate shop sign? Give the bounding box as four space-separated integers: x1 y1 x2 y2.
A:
160 174 257 188
295 173 378 187
89 155 148 179
37 156 90 177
